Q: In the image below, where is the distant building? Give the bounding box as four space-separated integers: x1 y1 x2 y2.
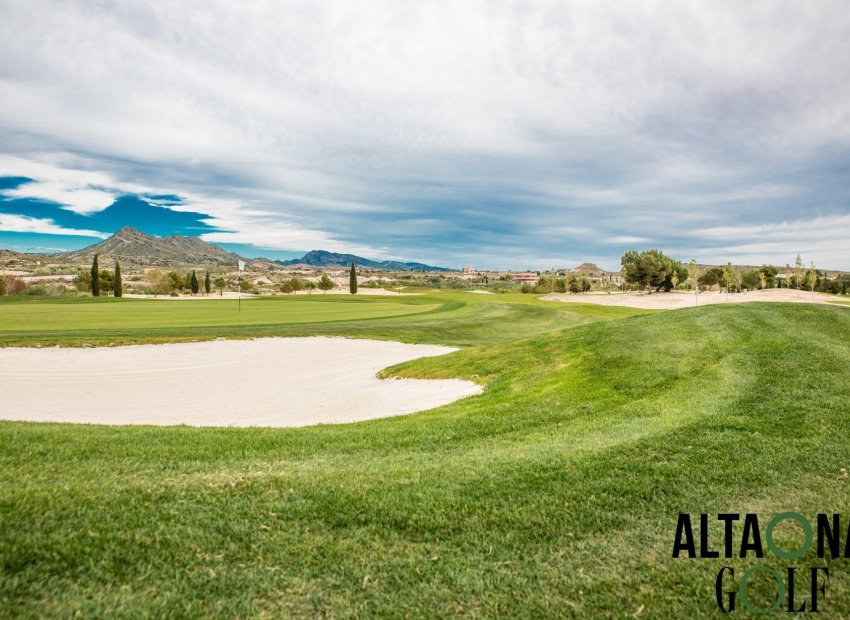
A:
462 266 476 274
514 272 538 284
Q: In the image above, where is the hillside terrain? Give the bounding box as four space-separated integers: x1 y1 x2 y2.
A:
53 227 244 268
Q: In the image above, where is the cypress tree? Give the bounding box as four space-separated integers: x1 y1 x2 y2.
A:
190 270 199 294
91 254 100 297
113 260 123 297
349 261 358 294
204 271 211 295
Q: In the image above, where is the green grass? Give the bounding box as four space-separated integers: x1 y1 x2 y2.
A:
0 292 645 347
2 295 850 617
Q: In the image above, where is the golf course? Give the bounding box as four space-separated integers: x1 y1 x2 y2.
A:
2 292 850 617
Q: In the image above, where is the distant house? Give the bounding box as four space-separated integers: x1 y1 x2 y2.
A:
462 266 476 274
513 272 538 284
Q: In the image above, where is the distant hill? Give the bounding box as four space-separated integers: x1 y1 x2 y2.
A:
572 262 608 276
55 227 245 268
276 249 451 271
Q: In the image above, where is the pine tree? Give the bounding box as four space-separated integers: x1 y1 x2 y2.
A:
349 261 358 294
113 260 123 297
91 254 100 297
204 271 211 295
190 270 199 294
318 273 334 293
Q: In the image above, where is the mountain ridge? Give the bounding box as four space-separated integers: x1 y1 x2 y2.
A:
44 227 452 271
275 249 452 271
54 226 245 267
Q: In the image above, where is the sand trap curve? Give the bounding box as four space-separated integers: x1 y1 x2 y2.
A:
0 337 481 427
543 288 846 310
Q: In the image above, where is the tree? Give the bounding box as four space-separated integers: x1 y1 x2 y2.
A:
146 269 163 296
758 272 767 291
759 265 778 288
806 262 818 298
0 276 5 296
204 271 211 295
165 271 184 291
318 273 334 293
687 260 700 289
155 273 174 297
794 254 803 296
740 269 760 291
687 259 700 305
113 261 123 297
722 262 739 294
214 277 226 296
305 281 316 295
288 278 305 293
239 279 250 293
349 261 358 294
190 270 199 295
280 281 294 294
91 254 100 297
621 249 686 292
74 269 92 292
98 269 114 296
698 266 723 290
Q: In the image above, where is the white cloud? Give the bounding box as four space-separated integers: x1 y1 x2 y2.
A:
0 214 108 239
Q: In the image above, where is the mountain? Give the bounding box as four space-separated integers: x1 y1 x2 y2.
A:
55 227 245 268
572 262 609 276
276 250 452 271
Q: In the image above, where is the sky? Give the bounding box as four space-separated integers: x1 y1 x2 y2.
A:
1 1 849 271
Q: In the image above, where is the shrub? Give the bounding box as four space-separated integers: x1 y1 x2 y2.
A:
3 277 26 295
24 285 47 296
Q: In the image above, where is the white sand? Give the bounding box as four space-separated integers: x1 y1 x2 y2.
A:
543 288 847 310
0 337 481 427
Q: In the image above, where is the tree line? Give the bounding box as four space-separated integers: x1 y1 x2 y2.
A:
620 249 849 295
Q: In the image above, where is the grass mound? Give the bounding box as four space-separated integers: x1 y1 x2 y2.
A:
1 302 849 617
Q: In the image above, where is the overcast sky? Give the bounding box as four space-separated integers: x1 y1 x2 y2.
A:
1 1 849 270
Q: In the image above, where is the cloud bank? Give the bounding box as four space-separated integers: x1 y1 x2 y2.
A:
0 1 848 269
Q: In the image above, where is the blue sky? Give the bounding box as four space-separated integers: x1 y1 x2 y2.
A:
1 1 849 270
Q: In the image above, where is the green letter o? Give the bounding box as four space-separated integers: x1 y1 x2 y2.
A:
766 511 812 560
739 567 785 614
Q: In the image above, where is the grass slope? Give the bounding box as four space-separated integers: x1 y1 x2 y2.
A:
2 300 850 617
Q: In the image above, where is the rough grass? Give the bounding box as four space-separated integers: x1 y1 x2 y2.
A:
2 298 850 617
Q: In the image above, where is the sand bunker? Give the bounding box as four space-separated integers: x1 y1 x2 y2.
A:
543 288 846 310
0 337 481 427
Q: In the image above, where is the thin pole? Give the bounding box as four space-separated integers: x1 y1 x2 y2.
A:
238 276 241 313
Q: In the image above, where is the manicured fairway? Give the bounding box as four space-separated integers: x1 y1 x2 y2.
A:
2 296 850 617
0 296 438 335
0 292 645 347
